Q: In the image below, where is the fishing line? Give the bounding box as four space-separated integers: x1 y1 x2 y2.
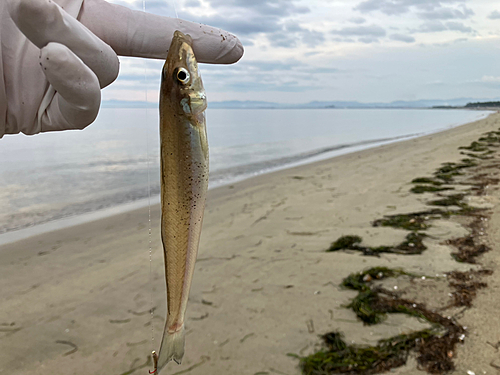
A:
142 0 155 360
172 0 179 19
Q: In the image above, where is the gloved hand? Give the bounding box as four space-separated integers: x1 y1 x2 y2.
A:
0 0 243 138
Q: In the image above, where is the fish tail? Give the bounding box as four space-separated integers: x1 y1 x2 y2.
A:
157 326 185 371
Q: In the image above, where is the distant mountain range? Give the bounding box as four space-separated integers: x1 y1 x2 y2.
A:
101 97 500 109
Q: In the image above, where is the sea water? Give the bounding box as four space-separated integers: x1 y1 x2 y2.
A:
0 108 491 235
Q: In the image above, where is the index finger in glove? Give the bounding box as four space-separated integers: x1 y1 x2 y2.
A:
79 0 244 64
39 42 101 132
8 0 119 88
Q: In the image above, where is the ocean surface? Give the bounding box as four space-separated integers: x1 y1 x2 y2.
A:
0 108 491 236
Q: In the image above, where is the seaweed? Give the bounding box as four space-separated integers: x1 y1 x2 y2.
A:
461 151 494 160
433 159 477 182
478 132 500 143
301 131 500 375
372 213 430 231
447 213 491 263
344 286 427 325
433 172 456 183
411 185 453 194
300 330 435 375
372 209 450 232
300 268 465 374
427 194 474 213
327 235 362 251
341 267 409 291
459 141 489 152
448 236 490 263
341 268 426 324
446 269 492 308
327 233 426 256
411 177 443 185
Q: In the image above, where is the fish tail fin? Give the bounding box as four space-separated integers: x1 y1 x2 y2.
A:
157 326 185 372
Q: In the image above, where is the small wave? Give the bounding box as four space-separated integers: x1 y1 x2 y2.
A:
209 133 420 186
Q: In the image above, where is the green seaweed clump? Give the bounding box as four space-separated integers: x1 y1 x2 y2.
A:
461 151 494 160
341 267 425 325
428 194 464 207
373 213 429 231
327 233 426 256
346 288 429 325
373 209 449 231
300 330 434 375
459 141 489 152
478 135 500 143
395 232 426 253
327 235 362 251
478 131 500 144
410 185 453 194
341 267 408 291
433 159 477 182
346 289 386 324
411 177 443 185
428 194 475 214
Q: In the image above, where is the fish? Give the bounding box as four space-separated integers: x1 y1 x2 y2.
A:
155 30 209 372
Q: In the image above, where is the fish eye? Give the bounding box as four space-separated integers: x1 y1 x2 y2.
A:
176 68 190 84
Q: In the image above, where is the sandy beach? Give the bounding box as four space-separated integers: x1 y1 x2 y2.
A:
2 112 500 375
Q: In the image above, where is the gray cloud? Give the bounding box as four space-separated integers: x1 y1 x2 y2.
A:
418 6 474 20
413 20 473 33
221 80 317 93
390 33 416 43
285 20 303 33
359 36 380 43
416 20 448 32
331 25 386 43
446 21 473 33
488 10 500 20
176 0 323 49
114 56 340 95
349 17 367 24
109 0 324 49
205 59 341 76
192 15 281 35
331 25 386 37
207 0 310 17
198 58 342 93
332 37 356 43
240 60 305 71
354 0 468 16
274 21 325 48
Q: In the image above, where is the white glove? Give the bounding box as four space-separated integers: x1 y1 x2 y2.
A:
0 0 243 138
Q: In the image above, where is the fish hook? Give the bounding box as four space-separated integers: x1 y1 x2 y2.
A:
149 351 158 374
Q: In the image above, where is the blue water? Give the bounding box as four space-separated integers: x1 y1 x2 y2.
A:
0 108 491 234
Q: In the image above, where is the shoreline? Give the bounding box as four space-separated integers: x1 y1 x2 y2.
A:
0 110 492 247
1 112 500 374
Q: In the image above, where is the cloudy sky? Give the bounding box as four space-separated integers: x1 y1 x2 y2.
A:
104 0 500 104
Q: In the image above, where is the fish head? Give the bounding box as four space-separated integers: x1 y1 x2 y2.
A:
161 31 207 125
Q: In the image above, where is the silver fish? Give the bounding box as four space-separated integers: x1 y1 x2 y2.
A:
155 30 208 373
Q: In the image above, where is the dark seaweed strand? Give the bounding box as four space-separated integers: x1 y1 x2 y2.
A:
327 233 426 256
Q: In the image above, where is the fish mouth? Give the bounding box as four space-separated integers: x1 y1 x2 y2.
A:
172 30 193 45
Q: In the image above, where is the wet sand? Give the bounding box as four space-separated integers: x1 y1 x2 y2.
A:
1 112 500 375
